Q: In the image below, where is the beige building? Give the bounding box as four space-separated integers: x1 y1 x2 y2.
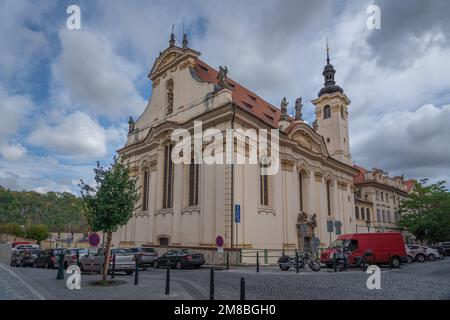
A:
353 165 415 236
112 34 359 252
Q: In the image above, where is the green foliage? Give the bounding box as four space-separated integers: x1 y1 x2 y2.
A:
25 224 49 242
79 158 139 233
399 179 450 243
0 223 24 237
0 187 87 233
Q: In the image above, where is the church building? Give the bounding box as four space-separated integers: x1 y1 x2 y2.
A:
112 33 359 252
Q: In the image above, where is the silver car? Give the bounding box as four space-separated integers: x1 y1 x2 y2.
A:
78 248 135 275
129 247 158 267
421 246 441 261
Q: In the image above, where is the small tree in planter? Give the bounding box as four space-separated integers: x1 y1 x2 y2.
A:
79 157 139 283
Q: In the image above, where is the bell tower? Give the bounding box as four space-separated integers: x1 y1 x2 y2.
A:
311 42 352 165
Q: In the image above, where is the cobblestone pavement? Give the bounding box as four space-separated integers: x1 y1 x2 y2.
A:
2 258 450 300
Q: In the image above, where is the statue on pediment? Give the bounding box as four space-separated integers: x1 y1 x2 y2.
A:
295 97 303 121
217 65 229 89
128 116 135 134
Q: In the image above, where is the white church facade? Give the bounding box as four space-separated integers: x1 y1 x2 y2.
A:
112 33 359 252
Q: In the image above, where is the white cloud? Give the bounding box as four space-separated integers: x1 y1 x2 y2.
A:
0 143 26 161
51 28 146 119
28 111 125 160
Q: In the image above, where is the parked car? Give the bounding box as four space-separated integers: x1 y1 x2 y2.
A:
129 247 158 267
421 246 441 261
11 249 41 267
78 248 135 275
34 248 71 269
12 243 39 252
153 249 205 269
428 245 446 258
320 232 407 268
435 242 450 256
406 245 427 262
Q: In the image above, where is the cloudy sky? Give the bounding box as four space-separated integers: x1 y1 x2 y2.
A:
0 0 449 193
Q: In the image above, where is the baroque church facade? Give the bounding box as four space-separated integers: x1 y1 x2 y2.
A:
112 33 360 251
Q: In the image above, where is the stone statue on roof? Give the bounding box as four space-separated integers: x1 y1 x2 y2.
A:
217 65 229 89
279 97 289 121
295 97 303 121
128 116 135 134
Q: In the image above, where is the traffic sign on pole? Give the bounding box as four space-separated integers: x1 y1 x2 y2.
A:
234 204 241 223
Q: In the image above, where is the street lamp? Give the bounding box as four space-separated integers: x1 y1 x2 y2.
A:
365 216 371 233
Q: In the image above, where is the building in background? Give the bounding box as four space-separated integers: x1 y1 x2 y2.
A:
353 165 415 238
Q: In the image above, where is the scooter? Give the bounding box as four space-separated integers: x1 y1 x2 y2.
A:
278 251 321 271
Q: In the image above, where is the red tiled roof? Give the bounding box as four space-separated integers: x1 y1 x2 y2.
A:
404 179 416 192
353 164 368 183
193 59 282 128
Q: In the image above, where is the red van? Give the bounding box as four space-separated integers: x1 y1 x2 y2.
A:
320 232 407 268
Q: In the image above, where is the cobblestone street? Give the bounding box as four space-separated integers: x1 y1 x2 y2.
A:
1 258 450 300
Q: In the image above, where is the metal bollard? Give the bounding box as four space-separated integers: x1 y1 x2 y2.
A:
240 277 245 300
111 254 116 279
296 250 299 273
134 256 139 285
226 252 229 270
256 251 260 273
333 252 337 272
209 267 215 300
165 264 170 295
56 253 64 280
76 251 79 266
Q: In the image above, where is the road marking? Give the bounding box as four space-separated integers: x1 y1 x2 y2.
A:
0 264 46 300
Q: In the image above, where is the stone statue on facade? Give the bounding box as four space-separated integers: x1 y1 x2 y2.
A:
217 66 229 89
279 97 289 122
295 97 303 121
128 116 135 134
312 119 318 131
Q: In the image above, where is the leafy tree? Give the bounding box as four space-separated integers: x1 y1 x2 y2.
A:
399 179 450 243
25 224 50 243
79 158 139 283
0 223 24 237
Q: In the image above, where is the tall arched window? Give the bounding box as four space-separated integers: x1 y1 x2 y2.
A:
163 144 174 208
142 170 149 211
366 208 371 221
323 105 331 119
188 160 200 206
377 209 381 222
299 172 304 212
361 207 365 220
355 207 360 219
326 180 332 216
260 173 269 206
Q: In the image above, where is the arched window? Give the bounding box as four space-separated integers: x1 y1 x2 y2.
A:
355 206 360 219
366 209 371 221
188 160 200 206
361 207 365 220
326 180 332 216
323 105 331 119
142 170 149 211
163 144 174 208
377 209 381 222
260 171 270 207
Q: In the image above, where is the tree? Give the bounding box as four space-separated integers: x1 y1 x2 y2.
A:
79 158 139 283
399 179 450 243
0 223 24 237
25 224 49 243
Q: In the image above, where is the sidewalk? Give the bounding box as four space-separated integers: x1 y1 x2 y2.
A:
1 264 193 300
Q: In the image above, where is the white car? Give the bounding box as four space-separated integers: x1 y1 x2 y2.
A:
421 246 440 261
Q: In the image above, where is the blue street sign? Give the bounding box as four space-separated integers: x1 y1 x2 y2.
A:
235 204 241 223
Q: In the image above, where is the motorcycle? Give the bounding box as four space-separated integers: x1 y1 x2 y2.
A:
333 246 351 272
277 251 321 271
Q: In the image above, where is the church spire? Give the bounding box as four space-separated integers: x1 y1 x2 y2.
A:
318 39 344 97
